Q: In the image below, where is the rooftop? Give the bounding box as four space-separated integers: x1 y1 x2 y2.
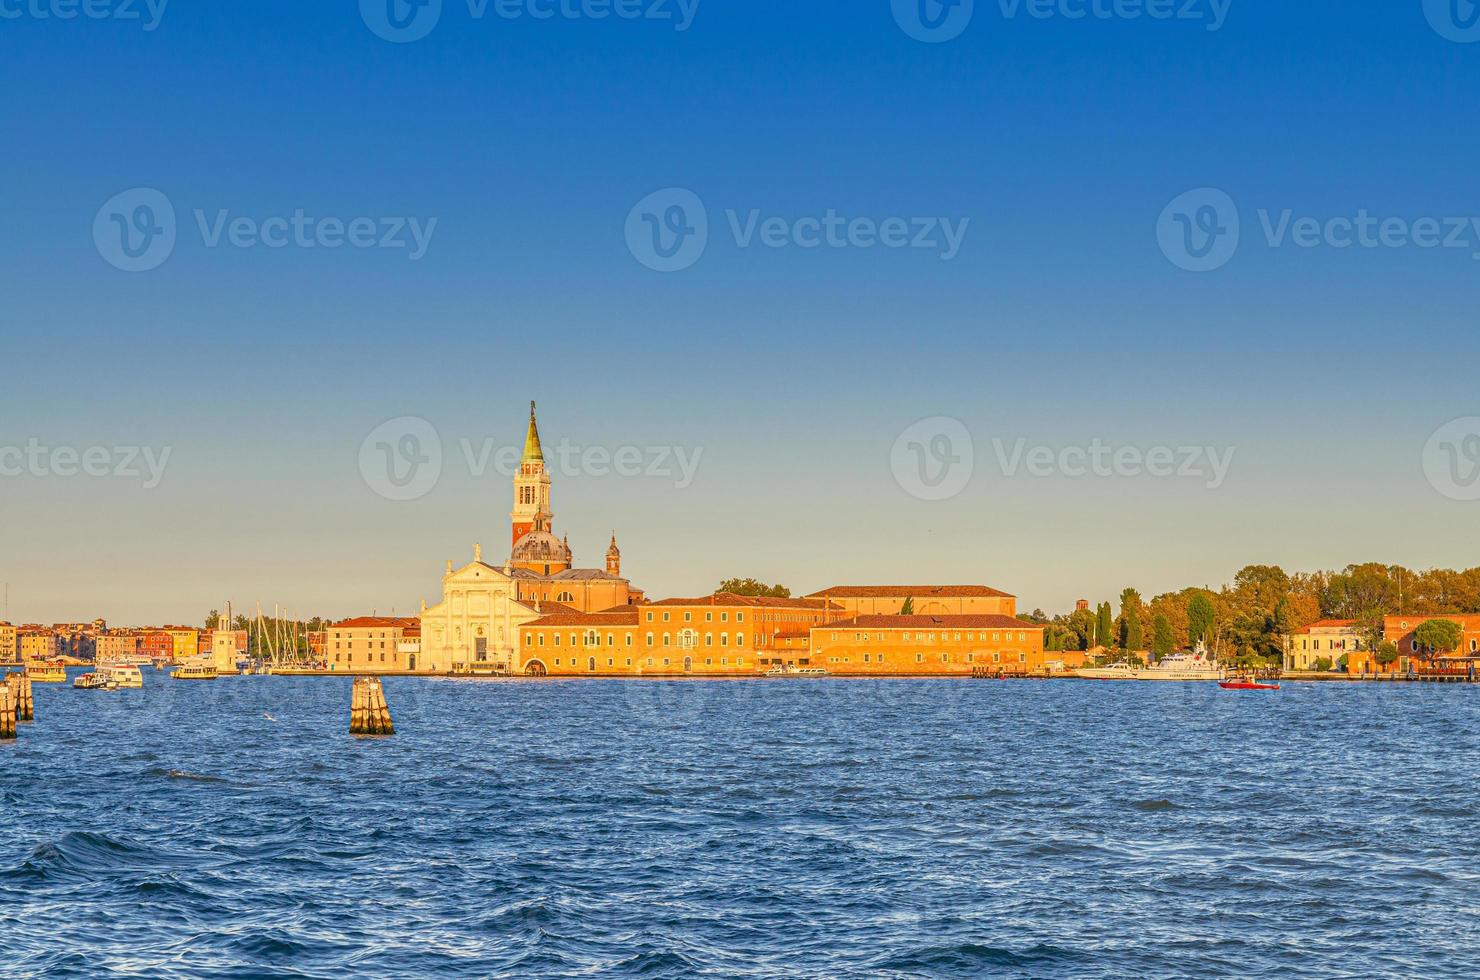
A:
806 585 1015 599
645 592 841 610
525 608 643 628
822 615 1040 630
330 616 421 630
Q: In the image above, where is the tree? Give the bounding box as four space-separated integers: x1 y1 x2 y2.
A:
1120 588 1145 652
900 597 915 616
1187 593 1215 649
1376 642 1400 668
1414 619 1463 660
1312 656 1334 673
1066 608 1096 651
1152 615 1174 658
1096 602 1114 649
717 578 791 598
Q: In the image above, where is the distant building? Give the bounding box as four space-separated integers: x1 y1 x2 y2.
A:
810 615 1046 676
18 628 59 662
0 622 15 663
1376 614 1480 673
1286 620 1363 672
326 616 421 673
805 585 1017 619
163 627 200 661
140 630 174 661
95 633 143 663
1075 599 1090 612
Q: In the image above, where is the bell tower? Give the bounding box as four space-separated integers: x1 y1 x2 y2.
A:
606 533 621 577
510 401 553 547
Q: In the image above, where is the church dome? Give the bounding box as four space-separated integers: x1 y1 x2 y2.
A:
511 530 566 563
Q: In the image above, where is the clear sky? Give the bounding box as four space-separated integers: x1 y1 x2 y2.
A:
2 0 1479 625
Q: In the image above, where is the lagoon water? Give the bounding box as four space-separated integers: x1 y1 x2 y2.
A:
2 674 1478 978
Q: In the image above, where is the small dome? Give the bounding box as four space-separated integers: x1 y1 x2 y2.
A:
512 531 565 563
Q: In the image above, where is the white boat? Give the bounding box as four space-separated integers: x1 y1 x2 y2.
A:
1079 644 1225 682
101 664 144 689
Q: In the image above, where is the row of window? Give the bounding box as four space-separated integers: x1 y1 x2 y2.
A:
544 656 749 669
822 651 1028 664
647 610 747 624
526 631 751 649
831 631 1030 643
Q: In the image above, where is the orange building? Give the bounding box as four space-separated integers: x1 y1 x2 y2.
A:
808 615 1046 676
805 585 1017 618
519 592 842 676
326 616 421 672
1373 614 1480 673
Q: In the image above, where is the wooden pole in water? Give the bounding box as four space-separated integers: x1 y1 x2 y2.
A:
0 683 15 739
350 676 394 736
13 674 32 722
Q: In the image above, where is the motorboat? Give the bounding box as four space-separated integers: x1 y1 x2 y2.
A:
1078 642 1225 682
1219 678 1281 691
101 664 144 689
171 662 219 681
74 672 113 690
25 660 68 683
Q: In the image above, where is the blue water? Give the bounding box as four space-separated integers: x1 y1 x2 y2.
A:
1 674 1477 978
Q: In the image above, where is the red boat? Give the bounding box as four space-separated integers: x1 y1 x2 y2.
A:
1219 678 1281 691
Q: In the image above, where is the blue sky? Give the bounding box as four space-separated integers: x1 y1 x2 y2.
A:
2 1 1479 624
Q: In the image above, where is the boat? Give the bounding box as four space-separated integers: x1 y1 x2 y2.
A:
1219 678 1281 691
74 671 114 690
171 662 219 681
1078 642 1225 682
25 660 68 683
101 664 144 689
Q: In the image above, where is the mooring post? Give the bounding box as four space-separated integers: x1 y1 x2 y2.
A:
14 674 32 722
0 683 16 740
350 676 393 736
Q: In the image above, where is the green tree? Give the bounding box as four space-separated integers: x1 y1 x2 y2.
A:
1152 615 1174 657
1312 656 1334 672
718 578 791 598
899 597 915 616
1414 618 1463 659
1096 602 1114 649
1187 593 1215 648
1376 641 1400 669
1120 588 1144 652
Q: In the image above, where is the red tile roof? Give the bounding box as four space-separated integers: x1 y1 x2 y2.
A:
821 615 1040 630
330 616 420 630
645 592 841 610
806 585 1015 599
1293 619 1357 633
525 609 642 628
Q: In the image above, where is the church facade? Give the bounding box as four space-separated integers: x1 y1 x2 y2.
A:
418 403 641 673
